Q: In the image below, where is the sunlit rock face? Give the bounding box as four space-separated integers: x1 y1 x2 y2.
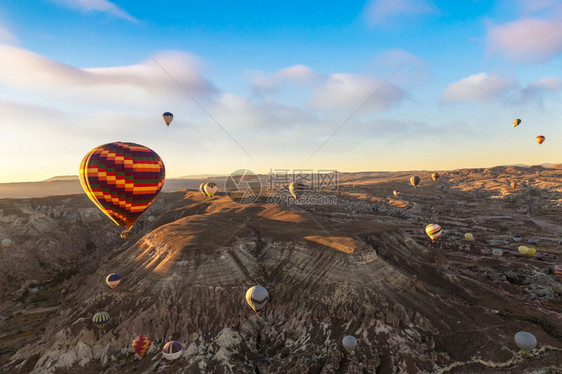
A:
1 166 561 373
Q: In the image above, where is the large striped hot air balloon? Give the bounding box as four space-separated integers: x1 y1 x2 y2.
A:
162 341 182 360
425 224 442 242
162 112 174 127
105 273 122 289
410 176 420 188
246 285 269 313
79 142 165 235
554 265 562 282
204 182 218 198
536 135 545 145
132 335 152 357
92 311 110 328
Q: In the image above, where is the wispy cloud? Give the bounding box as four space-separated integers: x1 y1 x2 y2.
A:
363 0 438 27
53 0 138 22
486 1 562 62
249 65 324 94
441 73 517 103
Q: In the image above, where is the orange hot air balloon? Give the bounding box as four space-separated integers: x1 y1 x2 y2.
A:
79 142 165 231
132 335 152 357
536 136 545 145
510 181 517 189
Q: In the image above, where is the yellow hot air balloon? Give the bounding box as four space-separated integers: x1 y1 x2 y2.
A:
518 246 528 255
513 119 521 127
464 233 474 241
425 224 442 242
431 173 440 182
204 182 218 198
527 247 536 257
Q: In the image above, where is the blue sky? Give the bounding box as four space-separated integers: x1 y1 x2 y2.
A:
0 0 561 182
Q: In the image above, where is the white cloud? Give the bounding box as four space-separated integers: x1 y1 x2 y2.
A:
372 49 430 86
0 24 17 44
441 73 517 103
518 77 562 106
308 73 406 112
364 0 438 26
53 0 137 21
250 65 324 94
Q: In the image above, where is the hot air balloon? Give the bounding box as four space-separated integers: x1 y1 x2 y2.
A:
527 247 536 257
92 311 110 328
536 135 545 145
513 234 522 242
162 112 174 127
510 181 517 189
393 189 400 198
527 238 537 245
518 246 528 255
1 239 11 247
246 285 269 313
148 215 156 222
199 183 208 197
204 182 218 198
513 119 521 127
464 233 474 241
79 142 165 236
132 335 151 358
514 331 537 353
492 248 503 258
289 182 306 201
425 224 442 242
410 176 420 188
162 341 182 360
106 273 122 289
342 335 357 354
554 265 562 282
431 173 440 182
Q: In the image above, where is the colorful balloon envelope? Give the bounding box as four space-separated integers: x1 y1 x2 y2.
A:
492 248 503 258
554 265 562 282
514 331 536 353
162 112 174 127
513 119 521 127
92 311 110 328
162 341 182 360
510 181 517 189
132 335 152 357
425 224 442 242
79 142 165 231
105 273 122 289
1 238 11 247
431 173 440 182
204 182 218 198
518 246 528 255
393 189 400 198
536 135 545 145
410 176 420 187
342 335 357 353
464 233 474 241
289 182 306 201
246 285 269 313
513 234 522 242
199 183 208 197
526 247 536 257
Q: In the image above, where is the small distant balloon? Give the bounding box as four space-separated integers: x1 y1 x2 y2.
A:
393 189 400 198
554 265 562 282
148 215 156 222
132 335 151 358
342 335 357 354
510 181 517 189
513 234 522 242
514 331 537 353
410 176 420 188
425 224 442 242
464 233 474 241
535 135 545 145
431 173 440 182
1 239 11 247
162 112 174 127
92 311 110 328
518 246 528 255
204 182 218 198
246 285 269 313
527 238 537 245
526 247 536 257
106 273 122 289
162 341 183 360
492 248 503 258
120 230 132 239
289 182 306 201
513 119 521 127
199 183 208 197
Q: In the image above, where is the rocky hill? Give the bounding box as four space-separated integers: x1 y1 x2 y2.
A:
0 166 561 373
